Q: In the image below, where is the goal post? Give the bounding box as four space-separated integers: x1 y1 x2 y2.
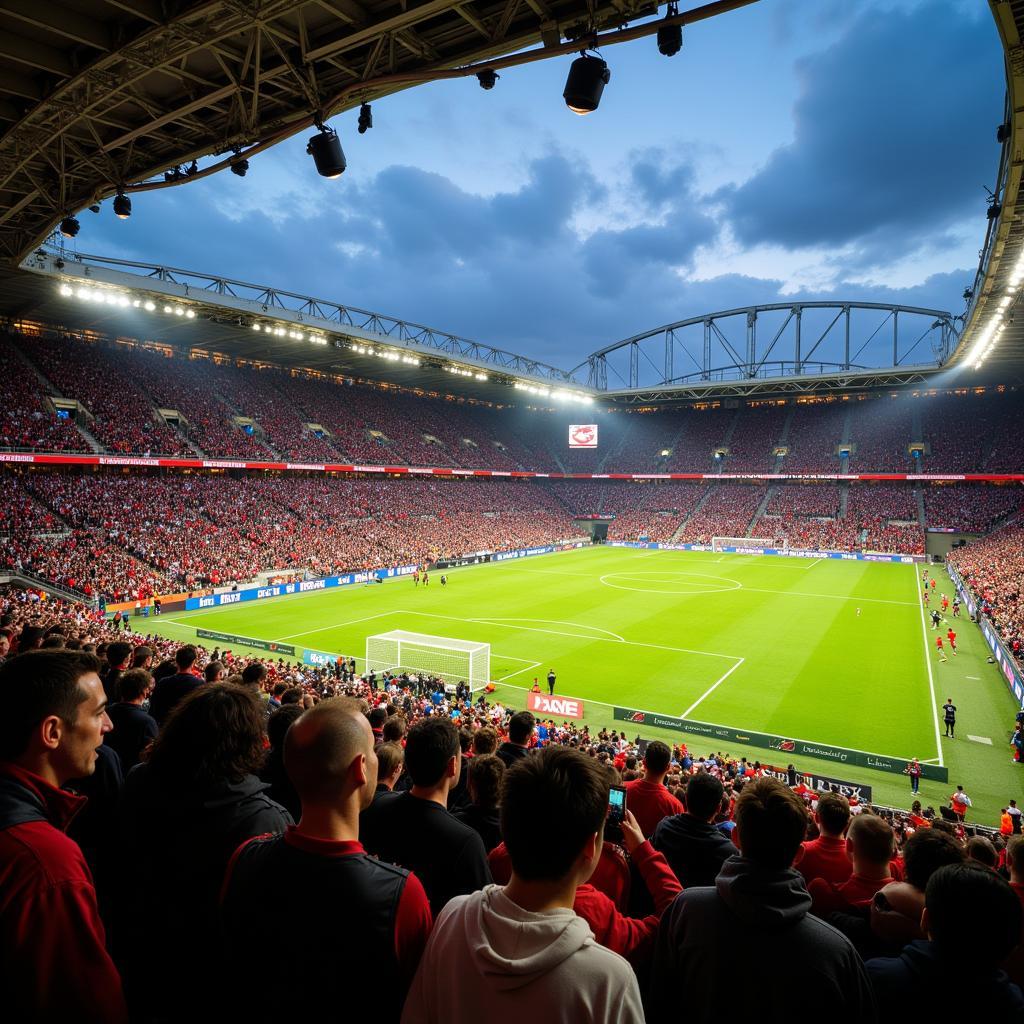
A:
711 536 787 553
365 630 491 691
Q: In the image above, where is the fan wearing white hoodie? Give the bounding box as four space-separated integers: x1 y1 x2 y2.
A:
401 747 645 1024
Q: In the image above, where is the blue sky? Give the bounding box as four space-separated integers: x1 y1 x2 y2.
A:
72 0 1002 370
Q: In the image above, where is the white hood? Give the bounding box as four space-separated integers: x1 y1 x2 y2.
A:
463 885 596 992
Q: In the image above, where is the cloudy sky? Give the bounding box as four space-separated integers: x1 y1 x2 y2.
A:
71 0 1002 374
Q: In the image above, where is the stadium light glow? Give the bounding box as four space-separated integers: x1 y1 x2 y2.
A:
307 125 346 178
563 54 611 115
163 305 173 313
252 324 261 331
173 307 184 316
186 310 196 319
59 284 73 297
144 301 155 312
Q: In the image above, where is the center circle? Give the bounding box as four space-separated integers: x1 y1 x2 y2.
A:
599 570 743 595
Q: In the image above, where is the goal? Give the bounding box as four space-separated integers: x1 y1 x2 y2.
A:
365 630 491 691
711 536 786 553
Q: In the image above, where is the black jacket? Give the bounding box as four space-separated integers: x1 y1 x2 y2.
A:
148 671 202 725
866 940 1024 1015
496 742 530 769
360 790 491 916
113 764 292 1018
651 812 737 887
105 702 158 772
651 855 877 1022
453 803 502 853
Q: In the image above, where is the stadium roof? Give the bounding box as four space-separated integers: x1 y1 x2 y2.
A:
0 0 755 265
2 249 599 405
950 1 1024 374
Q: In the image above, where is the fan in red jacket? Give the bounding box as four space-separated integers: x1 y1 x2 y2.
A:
0 649 128 1024
624 740 684 838
795 791 853 887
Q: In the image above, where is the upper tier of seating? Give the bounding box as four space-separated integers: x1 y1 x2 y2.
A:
2 330 1023 473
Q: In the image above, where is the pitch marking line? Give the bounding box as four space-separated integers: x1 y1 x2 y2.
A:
393 608 742 663
276 611 396 641
968 735 993 745
680 658 746 718
496 661 543 683
966 675 981 680
913 565 944 767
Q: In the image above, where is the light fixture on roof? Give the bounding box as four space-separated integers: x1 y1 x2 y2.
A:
230 158 249 177
657 2 682 56
357 103 373 134
113 192 132 219
563 53 610 115
307 122 346 178
477 69 499 90
59 215 80 238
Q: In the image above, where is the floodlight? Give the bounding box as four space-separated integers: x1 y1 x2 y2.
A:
113 193 132 219
477 69 499 90
657 23 682 56
230 159 249 177
563 54 610 115
59 215 80 238
358 103 373 134
307 125 346 178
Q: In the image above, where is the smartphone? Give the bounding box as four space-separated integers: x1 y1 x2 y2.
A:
608 785 626 826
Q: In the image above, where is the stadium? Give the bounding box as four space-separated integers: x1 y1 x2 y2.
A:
1 0 1024 1019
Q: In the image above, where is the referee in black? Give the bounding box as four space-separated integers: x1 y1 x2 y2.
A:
547 668 556 695
942 697 957 738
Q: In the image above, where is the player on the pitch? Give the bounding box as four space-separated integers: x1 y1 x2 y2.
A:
440 574 447 587
952 598 961 618
923 589 930 607
930 609 941 630
422 571 429 586
946 627 957 656
941 593 949 614
935 635 947 662
413 569 420 586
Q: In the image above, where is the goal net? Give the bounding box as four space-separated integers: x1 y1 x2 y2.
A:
711 536 787 553
365 630 491 691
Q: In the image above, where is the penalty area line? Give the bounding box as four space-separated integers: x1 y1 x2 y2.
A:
680 658 745 719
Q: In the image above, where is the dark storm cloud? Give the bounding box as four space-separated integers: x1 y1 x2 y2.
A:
719 1 1002 252
76 144 969 368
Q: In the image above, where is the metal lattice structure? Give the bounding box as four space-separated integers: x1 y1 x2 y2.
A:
576 301 959 396
0 0 756 265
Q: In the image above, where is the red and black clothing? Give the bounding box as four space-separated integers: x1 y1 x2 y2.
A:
0 762 128 1024
624 777 684 838
221 830 432 1021
795 835 852 887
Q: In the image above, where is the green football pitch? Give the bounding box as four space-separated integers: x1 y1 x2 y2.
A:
145 546 1020 823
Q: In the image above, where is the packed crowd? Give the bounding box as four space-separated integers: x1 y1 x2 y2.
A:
678 484 768 544
948 525 1024 667
5 330 1024 477
1 472 582 598
12 333 190 456
721 403 788 472
780 401 848 473
1 584 1022 1022
0 335 89 453
924 484 1024 534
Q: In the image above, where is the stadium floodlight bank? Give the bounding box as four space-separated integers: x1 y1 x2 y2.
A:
711 537 786 553
365 630 491 690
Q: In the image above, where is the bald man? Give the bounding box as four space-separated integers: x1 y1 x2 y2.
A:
219 699 433 1022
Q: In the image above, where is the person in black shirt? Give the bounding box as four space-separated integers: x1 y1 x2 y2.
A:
148 645 203 726
360 716 491 915
942 698 957 738
453 754 504 853
496 711 535 769
105 668 158 772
